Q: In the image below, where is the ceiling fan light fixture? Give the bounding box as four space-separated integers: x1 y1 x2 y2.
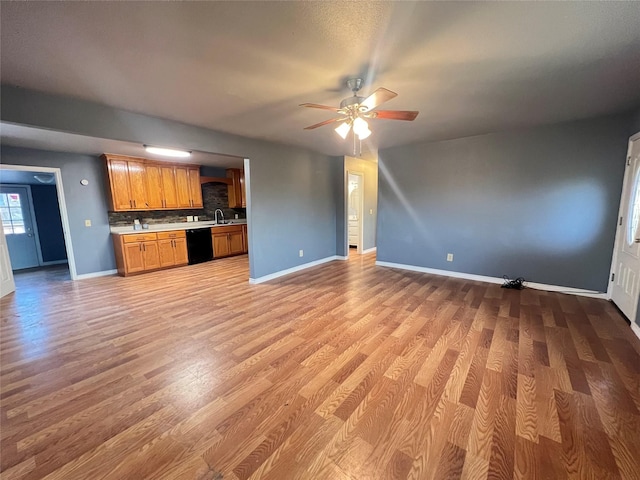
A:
352 117 369 137
144 145 191 158
335 122 351 139
357 127 372 140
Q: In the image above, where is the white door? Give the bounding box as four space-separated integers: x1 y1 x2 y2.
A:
0 225 15 297
0 186 39 270
611 135 640 320
348 172 363 252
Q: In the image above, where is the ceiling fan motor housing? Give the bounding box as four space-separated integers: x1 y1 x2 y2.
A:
340 96 366 110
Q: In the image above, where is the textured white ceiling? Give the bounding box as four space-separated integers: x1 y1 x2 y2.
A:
2 1 640 156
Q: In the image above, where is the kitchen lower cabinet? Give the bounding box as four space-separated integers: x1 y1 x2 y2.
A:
211 225 246 258
242 224 248 253
113 231 186 276
157 231 188 267
114 233 160 275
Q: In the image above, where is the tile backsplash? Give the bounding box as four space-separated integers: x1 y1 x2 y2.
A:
108 183 245 226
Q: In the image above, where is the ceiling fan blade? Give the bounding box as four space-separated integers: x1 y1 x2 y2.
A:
299 103 340 112
359 87 397 112
303 117 343 130
370 110 419 121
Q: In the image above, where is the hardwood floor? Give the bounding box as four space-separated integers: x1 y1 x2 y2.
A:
1 254 639 479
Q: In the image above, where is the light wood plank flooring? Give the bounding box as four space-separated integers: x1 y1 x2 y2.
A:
1 254 639 479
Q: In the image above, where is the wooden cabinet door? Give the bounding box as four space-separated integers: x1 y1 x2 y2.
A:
226 169 242 208
145 165 164 209
173 237 188 265
142 241 160 270
242 224 248 253
212 233 230 258
127 160 148 210
123 242 145 273
175 167 191 208
157 239 175 267
160 166 178 209
240 170 246 208
229 231 244 255
188 167 203 208
108 159 133 210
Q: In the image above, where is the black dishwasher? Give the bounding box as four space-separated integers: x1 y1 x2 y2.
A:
186 228 214 264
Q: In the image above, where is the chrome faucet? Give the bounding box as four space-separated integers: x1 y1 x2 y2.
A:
214 209 225 224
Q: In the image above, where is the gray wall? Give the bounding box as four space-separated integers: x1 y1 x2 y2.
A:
377 114 633 292
30 184 67 262
248 150 341 279
1 146 115 275
1 86 341 279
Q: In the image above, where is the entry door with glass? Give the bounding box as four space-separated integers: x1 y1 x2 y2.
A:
611 136 640 321
0 186 39 270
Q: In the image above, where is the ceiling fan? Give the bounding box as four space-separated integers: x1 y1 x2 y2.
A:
300 78 419 142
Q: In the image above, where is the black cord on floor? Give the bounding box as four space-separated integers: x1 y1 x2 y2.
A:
502 275 525 290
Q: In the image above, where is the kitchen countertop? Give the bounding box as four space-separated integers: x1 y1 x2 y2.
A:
110 219 247 235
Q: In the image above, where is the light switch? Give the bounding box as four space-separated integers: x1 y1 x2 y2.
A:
369 209 373 215
85 219 92 227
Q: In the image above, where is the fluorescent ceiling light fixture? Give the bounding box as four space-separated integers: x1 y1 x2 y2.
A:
335 122 351 139
144 145 191 158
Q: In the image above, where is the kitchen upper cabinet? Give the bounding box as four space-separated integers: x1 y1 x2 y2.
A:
161 166 179 208
105 157 137 210
211 225 246 258
227 168 246 208
145 164 164 209
175 167 191 208
188 167 203 208
157 231 188 267
128 160 148 209
103 154 203 212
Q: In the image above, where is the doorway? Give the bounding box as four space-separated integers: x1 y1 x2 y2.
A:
610 133 640 324
0 165 77 281
0 185 41 269
348 171 364 254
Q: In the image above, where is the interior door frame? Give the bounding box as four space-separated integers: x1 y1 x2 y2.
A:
0 165 78 280
0 183 45 267
608 131 640 318
346 170 365 255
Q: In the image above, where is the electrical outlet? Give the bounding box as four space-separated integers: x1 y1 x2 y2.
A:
186 216 194 222
84 219 91 227
193 216 199 222
299 249 304 257
447 253 454 262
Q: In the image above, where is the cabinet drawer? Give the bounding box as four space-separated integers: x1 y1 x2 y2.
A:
211 225 243 234
122 233 158 243
156 230 186 240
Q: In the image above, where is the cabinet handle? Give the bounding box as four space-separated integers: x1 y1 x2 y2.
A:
130 200 133 208
133 200 137 208
139 244 142 251
190 199 193 207
142 243 146 252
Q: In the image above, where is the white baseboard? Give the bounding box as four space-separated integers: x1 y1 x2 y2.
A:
41 260 68 266
362 247 377 254
375 261 607 299
335 255 348 261
631 322 640 341
250 256 342 284
75 269 117 280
